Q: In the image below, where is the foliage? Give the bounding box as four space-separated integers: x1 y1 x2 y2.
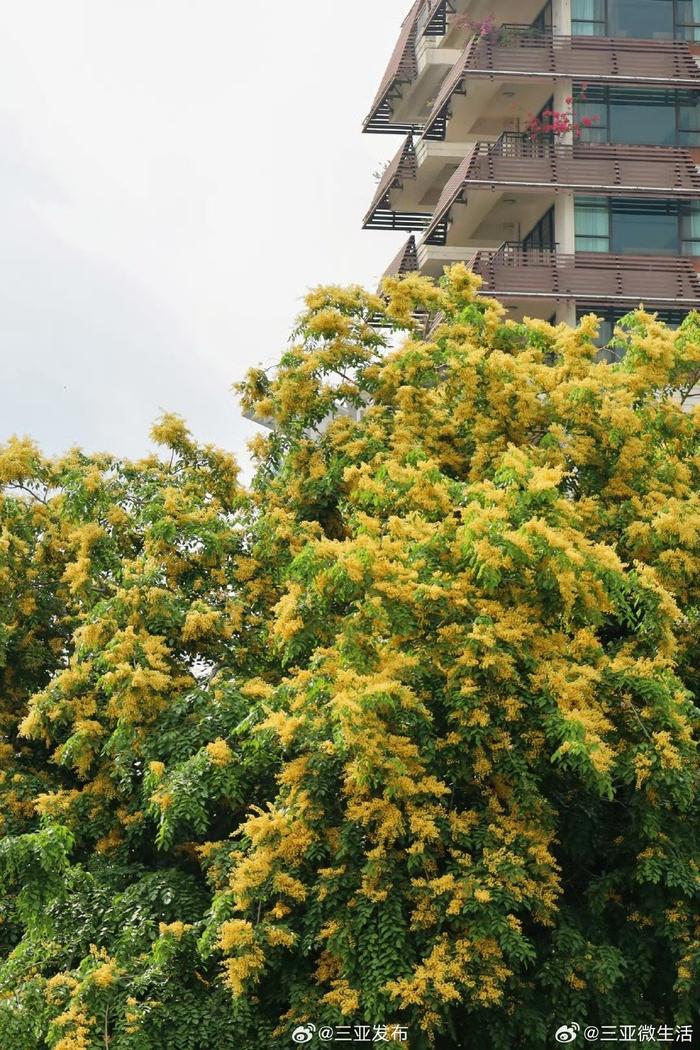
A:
0 267 699 1049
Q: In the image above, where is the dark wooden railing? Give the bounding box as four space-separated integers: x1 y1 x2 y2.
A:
470 245 700 304
466 30 700 83
363 135 432 231
467 135 700 196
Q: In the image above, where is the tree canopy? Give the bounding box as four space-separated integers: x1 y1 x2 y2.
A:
0 267 698 1049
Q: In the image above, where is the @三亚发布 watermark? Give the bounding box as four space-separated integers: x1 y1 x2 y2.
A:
554 1022 693 1043
291 1023 409 1043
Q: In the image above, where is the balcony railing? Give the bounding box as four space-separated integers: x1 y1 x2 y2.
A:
467 134 700 195
419 0 449 38
384 235 419 277
423 29 700 140
468 28 700 83
363 135 432 231
364 0 424 134
470 244 700 306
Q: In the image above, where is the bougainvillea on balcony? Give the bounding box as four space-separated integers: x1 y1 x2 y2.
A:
527 88 600 141
453 13 499 40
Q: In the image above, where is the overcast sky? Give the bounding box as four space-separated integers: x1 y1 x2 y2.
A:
0 0 409 466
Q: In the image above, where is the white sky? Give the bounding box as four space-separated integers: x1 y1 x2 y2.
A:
0 0 409 466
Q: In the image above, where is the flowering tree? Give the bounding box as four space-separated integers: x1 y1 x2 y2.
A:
0 268 699 1049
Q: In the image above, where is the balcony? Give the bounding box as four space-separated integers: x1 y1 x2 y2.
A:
469 244 700 308
364 132 486 231
384 235 419 278
363 0 461 134
381 239 700 311
363 135 434 232
467 136 700 196
423 29 700 140
421 137 700 246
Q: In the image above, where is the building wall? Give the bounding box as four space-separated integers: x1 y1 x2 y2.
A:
363 0 700 332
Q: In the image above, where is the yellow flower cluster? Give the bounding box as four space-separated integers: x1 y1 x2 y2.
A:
159 921 192 939
206 738 233 767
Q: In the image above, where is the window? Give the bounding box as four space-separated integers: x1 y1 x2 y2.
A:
611 199 678 254
576 87 700 147
575 197 610 251
678 95 700 145
609 94 676 146
572 0 700 39
523 207 555 251
575 197 700 255
572 0 607 35
609 0 674 38
680 203 700 254
576 87 609 142
532 1 553 31
677 0 700 39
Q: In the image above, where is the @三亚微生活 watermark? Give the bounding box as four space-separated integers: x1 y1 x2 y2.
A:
554 1022 694 1044
290 1023 409 1043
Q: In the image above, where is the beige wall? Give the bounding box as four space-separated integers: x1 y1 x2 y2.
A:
552 0 572 35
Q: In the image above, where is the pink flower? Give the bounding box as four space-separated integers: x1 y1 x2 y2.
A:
581 117 592 127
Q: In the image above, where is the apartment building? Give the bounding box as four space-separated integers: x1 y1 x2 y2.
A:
363 0 700 342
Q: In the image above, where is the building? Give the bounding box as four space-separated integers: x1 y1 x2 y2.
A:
363 0 700 343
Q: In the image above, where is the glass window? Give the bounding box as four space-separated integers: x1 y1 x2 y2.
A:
576 199 691 256
532 1 553 31
678 92 700 146
610 200 679 254
577 93 609 143
609 95 676 144
680 202 700 255
573 0 700 39
676 0 700 40
523 207 555 251
609 0 674 38
578 88 700 146
575 197 610 251
572 0 607 35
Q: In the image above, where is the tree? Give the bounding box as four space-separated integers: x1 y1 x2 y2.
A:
0 266 698 1049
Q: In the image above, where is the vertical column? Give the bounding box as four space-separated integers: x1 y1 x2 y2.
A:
552 1 576 324
555 192 577 325
552 0 572 35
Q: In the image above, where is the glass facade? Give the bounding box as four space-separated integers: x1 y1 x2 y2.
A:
677 0 700 38
523 207 555 250
532 1 553 31
572 0 700 39
575 197 700 255
576 88 700 147
610 0 674 38
572 0 607 35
